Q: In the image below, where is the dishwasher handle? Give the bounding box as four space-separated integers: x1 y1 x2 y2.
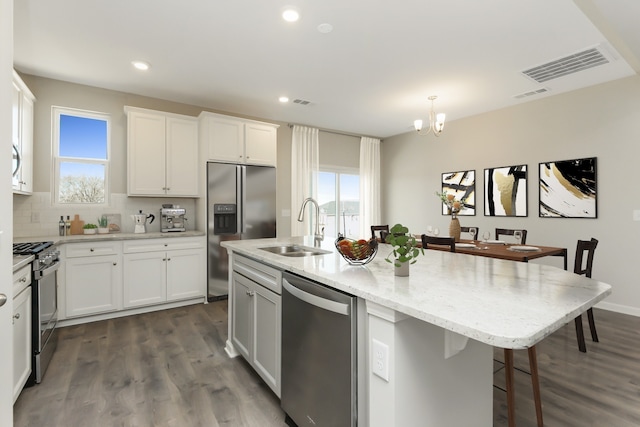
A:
283 279 350 316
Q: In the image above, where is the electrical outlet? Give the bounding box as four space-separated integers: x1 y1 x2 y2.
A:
634 210 640 221
372 339 389 381
31 212 40 223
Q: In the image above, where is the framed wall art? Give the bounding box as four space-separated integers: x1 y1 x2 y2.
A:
484 165 528 217
539 157 597 218
441 170 475 216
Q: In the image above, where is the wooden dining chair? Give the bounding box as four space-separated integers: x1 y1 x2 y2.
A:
573 238 599 353
421 235 456 252
495 228 528 244
460 226 479 240
370 225 389 241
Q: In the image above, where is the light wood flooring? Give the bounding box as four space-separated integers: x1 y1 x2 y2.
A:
13 303 640 427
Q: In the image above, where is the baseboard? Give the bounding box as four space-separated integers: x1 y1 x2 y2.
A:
596 300 640 317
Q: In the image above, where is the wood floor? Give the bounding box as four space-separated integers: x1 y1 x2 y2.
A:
13 303 640 427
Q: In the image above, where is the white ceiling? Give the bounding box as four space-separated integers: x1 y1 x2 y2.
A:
13 0 640 138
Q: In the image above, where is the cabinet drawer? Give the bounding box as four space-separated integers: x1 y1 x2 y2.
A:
123 237 204 253
13 265 31 296
233 254 282 295
66 241 121 258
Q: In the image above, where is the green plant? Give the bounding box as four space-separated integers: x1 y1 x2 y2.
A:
83 223 98 229
384 223 423 267
97 215 108 228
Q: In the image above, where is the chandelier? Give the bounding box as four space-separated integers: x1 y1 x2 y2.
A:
414 95 446 137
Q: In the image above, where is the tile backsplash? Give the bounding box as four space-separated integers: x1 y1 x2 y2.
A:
13 192 197 238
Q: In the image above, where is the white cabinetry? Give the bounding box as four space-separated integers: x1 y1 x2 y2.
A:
126 106 199 197
199 112 278 166
64 242 122 318
123 237 205 309
12 70 35 195
231 254 282 396
12 265 32 403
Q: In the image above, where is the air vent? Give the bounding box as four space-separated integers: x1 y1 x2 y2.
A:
514 87 550 99
522 47 610 83
293 99 311 105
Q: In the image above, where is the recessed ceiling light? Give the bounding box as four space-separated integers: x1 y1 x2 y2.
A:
132 60 150 71
279 96 290 103
282 8 299 22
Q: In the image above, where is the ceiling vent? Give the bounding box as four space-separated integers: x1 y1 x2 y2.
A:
514 87 550 99
521 46 611 83
293 99 311 105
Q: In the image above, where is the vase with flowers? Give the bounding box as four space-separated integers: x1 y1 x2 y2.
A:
436 191 464 242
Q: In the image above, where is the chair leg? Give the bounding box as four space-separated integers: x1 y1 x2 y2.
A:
587 308 599 342
574 315 587 353
504 348 516 427
528 346 544 427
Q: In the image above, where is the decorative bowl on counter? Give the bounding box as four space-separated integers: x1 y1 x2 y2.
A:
335 236 378 265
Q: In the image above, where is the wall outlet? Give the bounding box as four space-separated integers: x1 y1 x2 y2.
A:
31 212 40 223
634 210 640 221
372 339 390 382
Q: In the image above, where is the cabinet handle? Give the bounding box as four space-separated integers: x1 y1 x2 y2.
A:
163 258 167 261
164 244 168 247
113 262 117 266
167 258 171 261
13 313 20 320
246 290 255 297
90 248 95 252
20 277 27 283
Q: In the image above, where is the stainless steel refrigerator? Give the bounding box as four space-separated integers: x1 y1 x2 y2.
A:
207 162 276 299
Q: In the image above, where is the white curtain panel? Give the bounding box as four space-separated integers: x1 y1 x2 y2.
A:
291 125 319 236
359 137 381 238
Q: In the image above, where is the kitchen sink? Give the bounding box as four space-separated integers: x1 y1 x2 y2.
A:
259 245 332 257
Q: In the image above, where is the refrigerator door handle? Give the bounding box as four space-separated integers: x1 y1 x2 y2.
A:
237 165 246 233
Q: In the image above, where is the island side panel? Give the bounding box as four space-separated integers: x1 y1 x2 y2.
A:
367 301 493 427
224 250 240 357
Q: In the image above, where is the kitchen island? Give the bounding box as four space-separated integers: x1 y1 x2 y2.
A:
222 236 612 426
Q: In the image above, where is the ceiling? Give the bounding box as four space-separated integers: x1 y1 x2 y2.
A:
13 0 640 139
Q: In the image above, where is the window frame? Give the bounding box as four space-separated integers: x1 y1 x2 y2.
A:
318 165 360 238
52 106 111 206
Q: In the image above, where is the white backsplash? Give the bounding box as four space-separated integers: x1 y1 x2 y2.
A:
13 192 197 238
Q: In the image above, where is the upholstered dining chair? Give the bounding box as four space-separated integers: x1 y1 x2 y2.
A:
370 225 389 242
573 238 599 353
495 228 528 244
460 226 479 241
421 235 456 252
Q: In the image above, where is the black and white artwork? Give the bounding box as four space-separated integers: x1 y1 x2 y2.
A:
484 165 528 217
539 157 597 218
441 170 475 216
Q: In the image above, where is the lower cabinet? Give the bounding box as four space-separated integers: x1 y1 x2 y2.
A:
12 275 31 404
231 254 282 396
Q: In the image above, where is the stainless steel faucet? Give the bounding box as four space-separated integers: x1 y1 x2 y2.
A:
297 197 324 243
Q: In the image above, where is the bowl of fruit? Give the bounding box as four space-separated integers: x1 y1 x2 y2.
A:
335 236 378 265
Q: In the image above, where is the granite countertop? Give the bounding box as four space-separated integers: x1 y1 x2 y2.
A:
12 254 34 272
14 230 205 246
221 235 612 350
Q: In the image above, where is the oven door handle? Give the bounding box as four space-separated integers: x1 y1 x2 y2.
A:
34 261 60 279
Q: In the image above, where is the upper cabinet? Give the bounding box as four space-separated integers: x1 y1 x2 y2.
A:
199 112 278 166
125 106 199 197
12 71 35 195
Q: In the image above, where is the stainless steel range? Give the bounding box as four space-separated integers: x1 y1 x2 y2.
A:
13 241 60 384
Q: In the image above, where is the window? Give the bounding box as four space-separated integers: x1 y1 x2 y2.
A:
53 107 110 205
318 168 360 238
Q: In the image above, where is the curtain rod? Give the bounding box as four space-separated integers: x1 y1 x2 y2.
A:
287 123 381 140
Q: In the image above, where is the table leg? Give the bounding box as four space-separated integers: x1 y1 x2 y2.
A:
504 348 516 427
528 346 544 427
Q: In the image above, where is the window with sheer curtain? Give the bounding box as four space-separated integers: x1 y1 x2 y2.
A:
318 168 360 238
359 137 381 237
290 125 319 236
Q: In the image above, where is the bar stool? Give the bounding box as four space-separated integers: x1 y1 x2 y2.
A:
495 228 528 244
573 238 599 352
421 234 456 252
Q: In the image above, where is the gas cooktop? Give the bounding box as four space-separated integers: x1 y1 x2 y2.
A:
13 241 54 255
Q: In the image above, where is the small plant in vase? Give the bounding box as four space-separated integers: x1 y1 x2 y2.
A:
83 223 98 235
97 215 109 234
436 191 464 242
384 223 423 276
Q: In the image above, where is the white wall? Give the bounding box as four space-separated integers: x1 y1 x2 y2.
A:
381 75 640 314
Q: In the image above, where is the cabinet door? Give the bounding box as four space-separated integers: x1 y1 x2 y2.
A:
166 248 204 301
11 82 21 191
166 116 199 196
205 115 244 163
12 287 31 403
18 93 34 194
123 252 167 308
127 111 167 196
231 273 252 360
245 122 277 166
66 255 121 317
253 285 281 395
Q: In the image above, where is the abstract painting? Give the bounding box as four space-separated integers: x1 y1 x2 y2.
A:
441 170 475 216
539 157 597 218
484 165 528 217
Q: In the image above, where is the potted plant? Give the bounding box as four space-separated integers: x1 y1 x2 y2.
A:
83 223 98 235
97 215 109 234
384 223 423 276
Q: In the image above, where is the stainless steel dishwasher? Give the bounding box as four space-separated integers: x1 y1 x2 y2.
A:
281 271 357 427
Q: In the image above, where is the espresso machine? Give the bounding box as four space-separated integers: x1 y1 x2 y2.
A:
160 204 186 232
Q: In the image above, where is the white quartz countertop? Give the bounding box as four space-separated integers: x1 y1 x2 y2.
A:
222 236 612 349
14 230 205 246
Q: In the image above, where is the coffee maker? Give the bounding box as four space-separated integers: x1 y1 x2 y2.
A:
160 204 186 232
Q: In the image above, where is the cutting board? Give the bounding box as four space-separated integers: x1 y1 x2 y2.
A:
70 214 84 235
